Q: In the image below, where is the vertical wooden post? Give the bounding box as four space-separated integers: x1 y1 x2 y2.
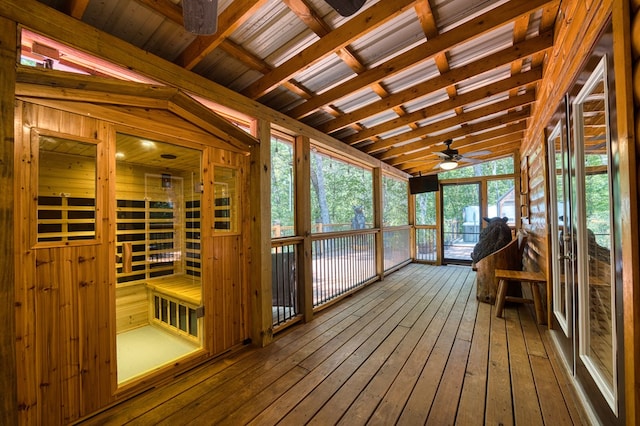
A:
616 0 640 423
373 167 384 278
408 184 416 261
0 15 16 425
249 119 273 347
295 135 313 321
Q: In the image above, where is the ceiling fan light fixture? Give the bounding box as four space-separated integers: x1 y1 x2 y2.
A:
439 159 458 170
182 0 218 35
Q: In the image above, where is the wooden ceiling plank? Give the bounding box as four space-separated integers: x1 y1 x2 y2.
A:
242 0 417 99
287 0 557 119
378 110 529 160
341 67 542 145
318 31 553 134
176 0 269 70
363 92 535 153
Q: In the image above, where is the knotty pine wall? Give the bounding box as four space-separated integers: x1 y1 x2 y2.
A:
14 100 251 424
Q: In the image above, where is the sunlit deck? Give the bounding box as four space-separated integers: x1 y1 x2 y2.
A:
81 264 588 425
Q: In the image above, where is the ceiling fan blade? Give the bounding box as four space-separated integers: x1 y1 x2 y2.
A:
464 150 491 157
324 0 367 16
183 0 218 35
434 152 450 158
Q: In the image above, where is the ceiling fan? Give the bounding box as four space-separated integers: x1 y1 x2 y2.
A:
324 0 367 16
181 0 367 35
182 0 218 35
434 139 489 170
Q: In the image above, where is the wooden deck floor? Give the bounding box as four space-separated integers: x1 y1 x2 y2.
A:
81 264 588 425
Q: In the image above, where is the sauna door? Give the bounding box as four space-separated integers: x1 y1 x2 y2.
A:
115 134 204 385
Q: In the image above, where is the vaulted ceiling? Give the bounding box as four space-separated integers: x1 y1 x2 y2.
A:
31 0 560 175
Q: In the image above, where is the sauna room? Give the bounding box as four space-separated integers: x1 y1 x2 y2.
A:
13 78 256 411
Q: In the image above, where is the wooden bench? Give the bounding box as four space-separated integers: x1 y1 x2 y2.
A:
494 269 547 325
474 234 525 304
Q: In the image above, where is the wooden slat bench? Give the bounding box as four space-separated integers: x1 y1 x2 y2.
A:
494 269 547 325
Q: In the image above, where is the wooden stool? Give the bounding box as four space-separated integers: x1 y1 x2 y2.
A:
494 269 547 325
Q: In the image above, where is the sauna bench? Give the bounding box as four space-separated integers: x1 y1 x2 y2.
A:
145 275 202 306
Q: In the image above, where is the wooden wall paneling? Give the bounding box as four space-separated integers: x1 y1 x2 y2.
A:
614 0 640 423
14 101 39 425
34 248 62 422
0 14 16 426
523 0 612 151
249 119 273 347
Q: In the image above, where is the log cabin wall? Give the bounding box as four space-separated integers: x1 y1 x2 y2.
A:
13 99 251 424
521 0 613 272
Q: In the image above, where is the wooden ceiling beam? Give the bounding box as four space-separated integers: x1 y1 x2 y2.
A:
242 0 416 99
317 31 553 134
67 0 89 19
378 109 529 160
341 67 541 145
175 0 268 70
386 123 526 165
361 90 535 154
287 0 557 120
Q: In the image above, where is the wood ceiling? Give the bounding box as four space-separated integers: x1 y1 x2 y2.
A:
32 0 561 175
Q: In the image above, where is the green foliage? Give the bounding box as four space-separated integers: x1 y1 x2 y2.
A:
415 192 436 225
310 150 373 231
271 138 294 233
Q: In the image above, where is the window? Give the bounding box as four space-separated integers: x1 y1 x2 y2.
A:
487 179 516 225
271 136 295 238
382 175 408 227
310 149 373 233
36 133 98 244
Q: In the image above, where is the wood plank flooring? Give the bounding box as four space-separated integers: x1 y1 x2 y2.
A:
80 264 588 425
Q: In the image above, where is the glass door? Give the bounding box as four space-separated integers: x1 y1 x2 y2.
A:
114 134 204 385
549 46 623 424
572 56 619 419
547 97 577 373
441 182 480 263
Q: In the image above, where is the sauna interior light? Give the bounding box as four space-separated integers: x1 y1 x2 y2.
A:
115 152 125 159
439 159 458 170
